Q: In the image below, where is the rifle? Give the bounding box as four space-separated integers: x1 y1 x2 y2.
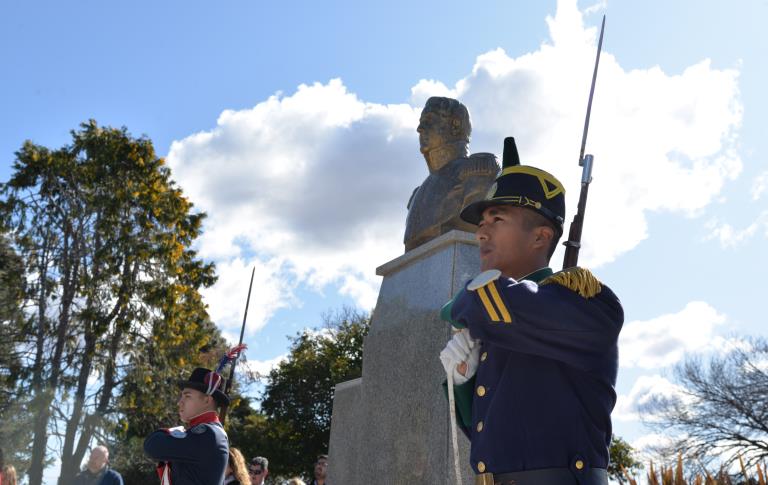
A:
562 15 606 270
220 266 256 425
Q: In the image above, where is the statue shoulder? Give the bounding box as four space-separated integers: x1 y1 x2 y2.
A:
406 185 420 210
469 152 498 163
459 152 499 178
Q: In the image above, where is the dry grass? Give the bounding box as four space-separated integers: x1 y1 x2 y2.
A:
621 455 767 485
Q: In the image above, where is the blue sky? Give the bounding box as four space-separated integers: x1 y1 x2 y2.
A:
2 0 767 481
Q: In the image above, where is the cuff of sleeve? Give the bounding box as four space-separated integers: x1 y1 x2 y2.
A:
440 288 467 329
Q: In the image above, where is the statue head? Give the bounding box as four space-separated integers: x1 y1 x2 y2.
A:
417 97 471 171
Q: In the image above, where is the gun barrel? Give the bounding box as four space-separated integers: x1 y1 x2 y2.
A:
563 14 605 270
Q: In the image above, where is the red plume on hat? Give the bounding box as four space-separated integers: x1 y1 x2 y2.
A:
177 344 247 407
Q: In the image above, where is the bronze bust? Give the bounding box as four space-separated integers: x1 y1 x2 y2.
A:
404 97 499 251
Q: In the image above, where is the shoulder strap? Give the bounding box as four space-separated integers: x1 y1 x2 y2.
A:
540 267 602 298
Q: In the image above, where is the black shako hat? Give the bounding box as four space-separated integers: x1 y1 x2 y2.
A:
460 137 566 232
178 367 230 407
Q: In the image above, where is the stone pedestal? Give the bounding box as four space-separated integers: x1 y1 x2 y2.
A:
327 230 479 485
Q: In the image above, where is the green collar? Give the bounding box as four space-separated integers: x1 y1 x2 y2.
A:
521 267 553 283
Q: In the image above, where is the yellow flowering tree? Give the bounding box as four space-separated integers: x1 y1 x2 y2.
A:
0 121 218 485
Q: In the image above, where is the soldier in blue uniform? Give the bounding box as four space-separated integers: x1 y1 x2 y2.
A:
439 138 624 485
144 367 230 485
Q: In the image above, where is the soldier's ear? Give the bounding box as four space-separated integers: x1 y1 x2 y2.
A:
533 225 554 248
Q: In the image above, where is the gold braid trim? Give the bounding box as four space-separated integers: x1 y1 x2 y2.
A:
541 267 602 298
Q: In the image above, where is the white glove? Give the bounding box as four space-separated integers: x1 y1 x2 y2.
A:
440 329 481 385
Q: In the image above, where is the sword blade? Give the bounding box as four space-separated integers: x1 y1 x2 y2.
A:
225 266 255 395
237 266 256 347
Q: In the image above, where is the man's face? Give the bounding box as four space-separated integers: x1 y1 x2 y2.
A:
476 205 540 278
417 107 449 154
249 463 267 484
314 458 328 479
86 447 108 474
177 388 212 423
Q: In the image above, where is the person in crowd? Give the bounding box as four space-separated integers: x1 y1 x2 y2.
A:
1 464 17 485
71 446 123 485
308 455 327 485
224 448 251 485
248 456 269 485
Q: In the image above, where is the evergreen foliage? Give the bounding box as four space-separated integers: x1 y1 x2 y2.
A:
0 121 219 485
229 308 370 481
610 435 644 483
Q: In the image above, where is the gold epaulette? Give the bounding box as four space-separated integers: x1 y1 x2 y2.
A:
541 267 602 298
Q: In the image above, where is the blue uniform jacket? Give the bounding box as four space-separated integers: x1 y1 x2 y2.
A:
448 267 623 476
144 419 229 485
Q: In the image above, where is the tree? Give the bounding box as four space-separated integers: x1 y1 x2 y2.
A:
0 231 34 473
229 307 370 480
0 120 217 485
0 231 24 326
0 231 24 395
609 436 643 483
640 336 768 470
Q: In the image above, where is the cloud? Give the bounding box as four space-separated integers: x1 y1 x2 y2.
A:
413 0 742 267
619 301 728 369
167 0 743 330
301 325 341 342
168 79 418 317
583 1 608 15
410 79 456 105
752 171 768 200
613 374 689 422
629 432 683 463
243 354 288 378
704 210 768 248
201 257 297 334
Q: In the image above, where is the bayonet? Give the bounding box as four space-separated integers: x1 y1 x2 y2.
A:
562 15 605 269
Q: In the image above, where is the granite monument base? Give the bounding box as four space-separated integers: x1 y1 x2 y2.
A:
327 230 480 485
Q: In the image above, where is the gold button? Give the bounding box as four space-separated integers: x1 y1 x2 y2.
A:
480 352 487 362
477 461 486 473
476 421 484 432
476 385 486 397
575 460 584 470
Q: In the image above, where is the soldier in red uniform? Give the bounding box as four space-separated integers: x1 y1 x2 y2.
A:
144 367 231 485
